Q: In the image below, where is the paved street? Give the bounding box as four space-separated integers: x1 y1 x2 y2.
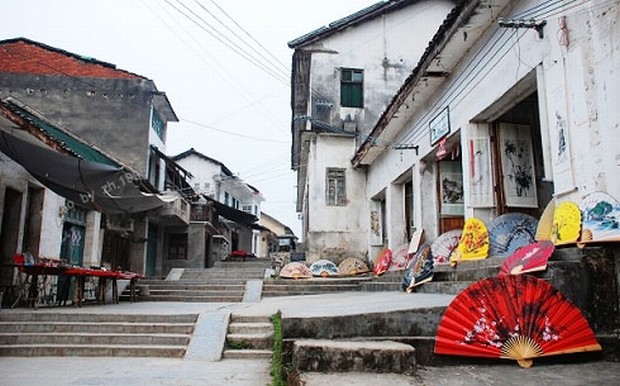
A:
1 293 618 386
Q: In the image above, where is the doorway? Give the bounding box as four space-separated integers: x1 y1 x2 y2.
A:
0 188 23 306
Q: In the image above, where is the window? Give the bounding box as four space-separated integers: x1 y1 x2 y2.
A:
326 168 346 206
224 192 230 206
168 233 187 260
242 205 253 213
340 68 363 108
151 108 165 140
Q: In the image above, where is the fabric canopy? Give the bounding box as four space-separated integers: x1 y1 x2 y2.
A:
0 128 165 213
204 195 258 225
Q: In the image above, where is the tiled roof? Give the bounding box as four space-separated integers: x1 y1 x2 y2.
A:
0 37 142 79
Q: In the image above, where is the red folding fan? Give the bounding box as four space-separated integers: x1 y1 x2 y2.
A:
435 275 601 368
498 241 555 276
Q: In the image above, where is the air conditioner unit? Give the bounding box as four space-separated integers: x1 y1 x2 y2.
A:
106 214 135 232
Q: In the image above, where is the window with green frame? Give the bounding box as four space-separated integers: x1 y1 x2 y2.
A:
340 68 364 108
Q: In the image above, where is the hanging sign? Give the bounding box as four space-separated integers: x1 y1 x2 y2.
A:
430 106 450 145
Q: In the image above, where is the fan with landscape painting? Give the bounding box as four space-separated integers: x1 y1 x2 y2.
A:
431 229 462 265
310 259 339 277
434 275 601 368
579 191 620 243
488 213 538 258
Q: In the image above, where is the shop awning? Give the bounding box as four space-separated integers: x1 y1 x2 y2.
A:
204 195 258 226
0 127 165 213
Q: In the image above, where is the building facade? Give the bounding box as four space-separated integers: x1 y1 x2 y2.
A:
289 0 457 263
353 0 620 257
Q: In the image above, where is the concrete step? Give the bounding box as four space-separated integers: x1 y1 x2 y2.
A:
0 332 190 346
148 289 244 297
0 344 187 357
214 260 272 268
360 282 402 292
228 322 273 335
230 315 272 324
140 279 252 285
142 284 246 291
226 332 273 350
180 272 265 279
0 322 195 334
262 284 361 292
412 281 475 295
144 295 243 302
0 313 197 324
222 348 272 359
292 339 416 374
0 312 197 357
262 289 360 297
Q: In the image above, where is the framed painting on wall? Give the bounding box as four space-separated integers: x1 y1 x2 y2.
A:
499 123 538 208
439 161 464 216
468 137 494 207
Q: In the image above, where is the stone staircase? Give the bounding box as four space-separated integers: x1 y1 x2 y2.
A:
139 260 271 302
0 311 197 357
262 277 370 297
222 314 273 360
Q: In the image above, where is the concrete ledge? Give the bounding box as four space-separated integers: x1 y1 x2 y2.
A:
293 339 416 374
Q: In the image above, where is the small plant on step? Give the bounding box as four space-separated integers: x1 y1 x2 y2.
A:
226 339 253 350
270 312 287 386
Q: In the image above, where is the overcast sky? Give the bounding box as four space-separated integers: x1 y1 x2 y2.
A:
0 0 380 237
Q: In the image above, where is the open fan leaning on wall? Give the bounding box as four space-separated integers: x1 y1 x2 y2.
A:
279 262 312 279
434 275 601 368
402 243 434 293
338 257 370 276
309 259 339 277
431 229 462 266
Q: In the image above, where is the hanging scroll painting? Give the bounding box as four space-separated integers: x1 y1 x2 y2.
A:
468 137 494 207
439 161 464 216
499 123 538 208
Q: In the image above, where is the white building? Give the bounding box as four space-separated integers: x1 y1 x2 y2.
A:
353 0 620 254
289 0 457 263
173 148 264 256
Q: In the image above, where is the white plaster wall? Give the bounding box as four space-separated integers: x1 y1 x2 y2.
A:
176 155 222 198
307 0 456 136
305 134 368 262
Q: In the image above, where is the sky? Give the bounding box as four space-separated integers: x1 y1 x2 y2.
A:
0 0 380 238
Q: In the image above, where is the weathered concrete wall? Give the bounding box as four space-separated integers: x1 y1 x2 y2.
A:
304 135 368 263
0 74 155 175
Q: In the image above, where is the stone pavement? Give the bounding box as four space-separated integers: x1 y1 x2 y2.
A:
1 292 618 386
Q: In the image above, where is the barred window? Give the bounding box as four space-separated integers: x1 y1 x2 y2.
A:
326 168 346 206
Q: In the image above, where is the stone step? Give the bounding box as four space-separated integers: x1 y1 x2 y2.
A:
222 348 272 359
140 279 252 285
0 344 187 357
226 332 273 349
262 284 361 292
0 313 197 324
214 260 272 268
144 295 243 302
228 322 273 335
412 281 475 295
0 332 190 346
148 289 244 297
142 284 246 291
266 277 372 285
292 339 416 374
262 289 360 297
180 272 265 279
230 315 272 324
0 322 195 335
360 282 402 292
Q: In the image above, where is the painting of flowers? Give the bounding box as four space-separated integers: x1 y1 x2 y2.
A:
499 123 538 208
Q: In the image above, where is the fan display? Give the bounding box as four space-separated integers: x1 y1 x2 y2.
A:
338 257 370 276
373 248 392 276
407 229 425 255
450 218 489 265
435 275 601 368
431 229 462 265
488 213 538 258
389 243 410 271
579 191 620 243
402 243 433 293
498 240 555 276
552 201 582 245
535 200 555 241
279 262 312 279
309 259 339 277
